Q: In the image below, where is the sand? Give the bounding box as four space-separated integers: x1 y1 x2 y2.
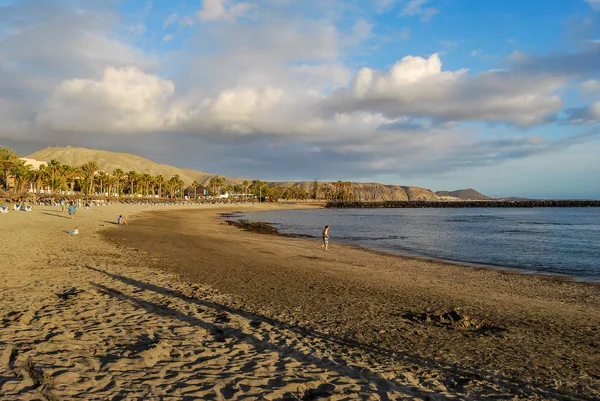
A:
1 203 598 400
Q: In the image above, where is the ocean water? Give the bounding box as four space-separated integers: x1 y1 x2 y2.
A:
228 208 600 281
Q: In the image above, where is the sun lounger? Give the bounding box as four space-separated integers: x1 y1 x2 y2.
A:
0 206 8 214
20 205 33 212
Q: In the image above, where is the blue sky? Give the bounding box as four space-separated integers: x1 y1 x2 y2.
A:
1 0 599 198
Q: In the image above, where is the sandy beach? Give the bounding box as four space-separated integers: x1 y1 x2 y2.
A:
1 203 599 400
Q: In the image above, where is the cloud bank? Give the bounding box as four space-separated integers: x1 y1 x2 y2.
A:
0 0 599 186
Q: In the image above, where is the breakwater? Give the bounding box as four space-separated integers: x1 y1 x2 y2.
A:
326 200 600 208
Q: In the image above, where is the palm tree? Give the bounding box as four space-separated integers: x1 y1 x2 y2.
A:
208 177 217 196
126 171 138 196
10 164 31 193
168 175 178 198
81 161 100 195
191 180 200 199
31 165 48 197
155 175 165 198
112 168 125 196
208 176 225 196
61 165 78 194
223 183 233 197
242 180 249 198
250 179 268 201
0 147 20 189
47 159 62 193
96 171 109 196
178 177 185 198
140 173 152 197
269 186 285 202
233 184 243 197
106 175 117 197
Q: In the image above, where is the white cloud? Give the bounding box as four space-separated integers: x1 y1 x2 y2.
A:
162 34 174 43
320 53 563 126
585 0 600 11
374 0 400 14
3 0 600 184
582 79 600 92
126 24 146 36
0 1 157 141
197 0 255 22
179 16 195 27
163 13 178 29
344 19 373 47
506 50 527 61
36 67 176 134
398 0 438 22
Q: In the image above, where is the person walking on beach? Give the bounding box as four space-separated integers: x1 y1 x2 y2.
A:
68 202 77 220
60 198 66 214
321 225 330 250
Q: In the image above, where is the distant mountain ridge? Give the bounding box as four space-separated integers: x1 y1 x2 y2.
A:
26 146 440 201
435 188 490 200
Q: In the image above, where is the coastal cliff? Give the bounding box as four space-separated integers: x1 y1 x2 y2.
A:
270 181 439 201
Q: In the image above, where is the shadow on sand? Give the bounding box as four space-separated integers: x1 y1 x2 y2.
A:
84 266 594 400
39 212 71 219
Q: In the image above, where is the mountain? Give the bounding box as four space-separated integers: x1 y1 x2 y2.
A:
27 147 218 186
27 146 439 201
435 188 490 200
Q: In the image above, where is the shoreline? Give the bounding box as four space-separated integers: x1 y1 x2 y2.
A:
104 206 600 399
222 210 600 284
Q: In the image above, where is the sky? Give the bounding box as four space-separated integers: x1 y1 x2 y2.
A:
1 0 599 199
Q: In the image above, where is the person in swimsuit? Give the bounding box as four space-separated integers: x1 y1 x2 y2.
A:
321 225 330 250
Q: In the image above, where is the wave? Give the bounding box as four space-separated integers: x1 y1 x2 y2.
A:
337 235 409 241
444 215 507 222
526 221 576 226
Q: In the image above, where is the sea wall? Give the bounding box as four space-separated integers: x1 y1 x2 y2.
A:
326 200 600 208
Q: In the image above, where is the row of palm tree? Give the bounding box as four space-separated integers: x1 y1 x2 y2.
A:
1 148 188 198
1 146 355 201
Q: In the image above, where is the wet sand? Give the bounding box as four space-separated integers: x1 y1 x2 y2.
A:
1 203 598 400
105 207 599 399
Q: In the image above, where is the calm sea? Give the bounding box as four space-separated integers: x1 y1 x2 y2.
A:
228 208 600 282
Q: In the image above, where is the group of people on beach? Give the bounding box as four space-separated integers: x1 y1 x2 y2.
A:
60 199 78 219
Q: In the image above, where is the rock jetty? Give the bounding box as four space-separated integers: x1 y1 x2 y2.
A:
327 200 600 208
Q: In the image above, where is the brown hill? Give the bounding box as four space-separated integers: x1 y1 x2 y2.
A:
27 147 219 186
27 147 439 201
435 188 489 200
271 181 439 201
